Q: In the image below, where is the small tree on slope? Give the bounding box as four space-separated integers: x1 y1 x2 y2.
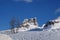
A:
10 17 17 33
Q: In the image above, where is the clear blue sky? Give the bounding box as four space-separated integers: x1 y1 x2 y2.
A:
0 0 60 30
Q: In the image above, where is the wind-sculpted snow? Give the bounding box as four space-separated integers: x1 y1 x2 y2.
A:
0 34 12 40
0 30 60 40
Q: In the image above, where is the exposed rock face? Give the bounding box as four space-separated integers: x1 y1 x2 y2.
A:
18 17 39 31
10 17 39 32
21 17 38 28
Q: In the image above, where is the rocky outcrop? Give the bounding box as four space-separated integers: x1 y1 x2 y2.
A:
20 17 38 28
43 17 60 31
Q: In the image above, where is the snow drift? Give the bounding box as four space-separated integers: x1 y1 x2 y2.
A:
0 34 12 40
1 30 60 40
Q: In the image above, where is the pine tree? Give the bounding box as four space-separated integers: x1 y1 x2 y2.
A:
16 19 20 33
10 17 17 33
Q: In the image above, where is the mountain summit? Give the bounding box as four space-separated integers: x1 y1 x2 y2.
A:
43 16 60 31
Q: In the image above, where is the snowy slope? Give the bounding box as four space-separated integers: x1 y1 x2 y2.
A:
51 17 60 29
0 34 12 40
43 17 60 31
1 30 60 40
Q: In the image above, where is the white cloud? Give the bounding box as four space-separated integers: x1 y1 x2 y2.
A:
13 0 33 2
24 0 32 2
55 8 60 14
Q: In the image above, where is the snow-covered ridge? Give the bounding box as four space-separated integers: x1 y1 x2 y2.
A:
21 16 60 31
43 16 60 31
51 17 60 29
11 17 39 32
1 17 60 32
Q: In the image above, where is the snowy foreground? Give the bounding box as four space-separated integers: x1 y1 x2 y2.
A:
0 30 60 40
0 34 12 40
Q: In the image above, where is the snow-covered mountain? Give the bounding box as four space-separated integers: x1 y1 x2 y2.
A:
0 17 60 40
51 17 60 29
12 17 39 32
9 17 60 32
43 16 60 31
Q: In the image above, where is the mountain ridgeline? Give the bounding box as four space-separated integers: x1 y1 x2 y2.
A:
0 17 60 40
9 17 60 33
